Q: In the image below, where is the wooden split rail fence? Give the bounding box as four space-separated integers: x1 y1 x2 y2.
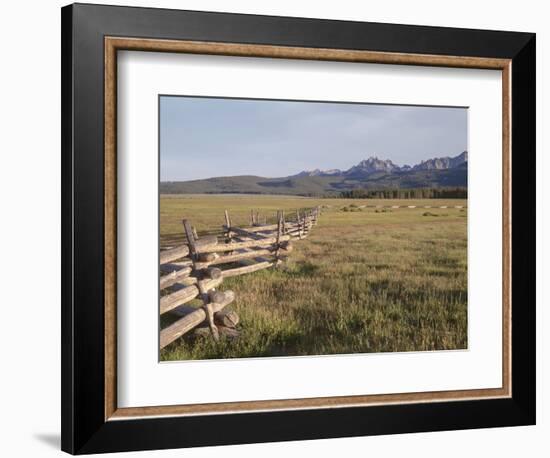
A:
159 206 320 349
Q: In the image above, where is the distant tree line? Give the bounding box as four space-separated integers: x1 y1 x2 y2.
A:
337 187 467 199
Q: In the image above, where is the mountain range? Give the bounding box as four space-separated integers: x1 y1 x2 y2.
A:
294 151 467 177
161 151 467 196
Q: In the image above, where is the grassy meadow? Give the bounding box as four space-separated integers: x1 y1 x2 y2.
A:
160 194 468 361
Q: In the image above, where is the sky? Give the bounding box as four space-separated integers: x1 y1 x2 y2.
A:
160 96 467 182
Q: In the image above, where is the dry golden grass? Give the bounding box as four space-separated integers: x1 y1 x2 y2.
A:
160 194 467 361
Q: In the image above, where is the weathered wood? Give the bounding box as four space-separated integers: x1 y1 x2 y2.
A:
286 227 302 235
202 267 223 280
230 237 276 264
194 235 218 248
296 210 303 239
170 275 200 287
229 233 275 245
236 252 272 265
183 219 219 341
160 245 190 264
160 206 320 345
281 229 299 237
223 226 270 240
168 304 196 318
159 266 192 290
230 233 286 266
159 260 193 273
160 290 235 348
197 234 290 253
194 248 277 269
285 221 300 228
224 210 232 228
204 302 217 340
208 289 227 304
224 210 232 238
160 284 199 313
222 260 274 278
160 277 223 314
230 223 279 233
197 252 218 262
169 301 238 329
224 226 276 240
275 211 282 260
214 309 239 328
159 236 218 264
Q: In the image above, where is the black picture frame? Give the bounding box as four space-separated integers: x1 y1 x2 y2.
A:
61 3 535 454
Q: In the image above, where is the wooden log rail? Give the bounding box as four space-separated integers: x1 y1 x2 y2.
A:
197 234 292 254
160 290 236 348
159 266 192 290
160 277 223 315
158 206 320 349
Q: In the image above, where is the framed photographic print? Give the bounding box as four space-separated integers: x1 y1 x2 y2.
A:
61 3 536 454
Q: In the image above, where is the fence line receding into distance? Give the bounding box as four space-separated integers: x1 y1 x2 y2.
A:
159 207 321 350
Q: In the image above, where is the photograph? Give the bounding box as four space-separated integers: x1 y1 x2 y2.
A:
159 96 469 361
54 3 537 454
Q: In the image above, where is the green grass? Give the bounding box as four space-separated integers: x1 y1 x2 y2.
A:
160 194 467 361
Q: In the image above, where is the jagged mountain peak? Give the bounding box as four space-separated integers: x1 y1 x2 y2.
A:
412 151 468 171
294 168 342 177
294 151 467 178
346 156 400 175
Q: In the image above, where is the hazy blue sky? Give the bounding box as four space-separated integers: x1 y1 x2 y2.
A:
160 96 467 181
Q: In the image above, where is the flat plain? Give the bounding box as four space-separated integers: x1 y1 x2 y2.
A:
160 194 467 361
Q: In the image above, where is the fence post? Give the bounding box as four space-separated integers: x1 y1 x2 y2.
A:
275 210 282 261
183 219 219 341
224 209 232 240
160 208 321 348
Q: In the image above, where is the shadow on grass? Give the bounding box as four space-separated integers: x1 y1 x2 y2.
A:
366 278 466 306
284 261 320 277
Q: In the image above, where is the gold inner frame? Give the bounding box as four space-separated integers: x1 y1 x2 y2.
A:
104 37 512 421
